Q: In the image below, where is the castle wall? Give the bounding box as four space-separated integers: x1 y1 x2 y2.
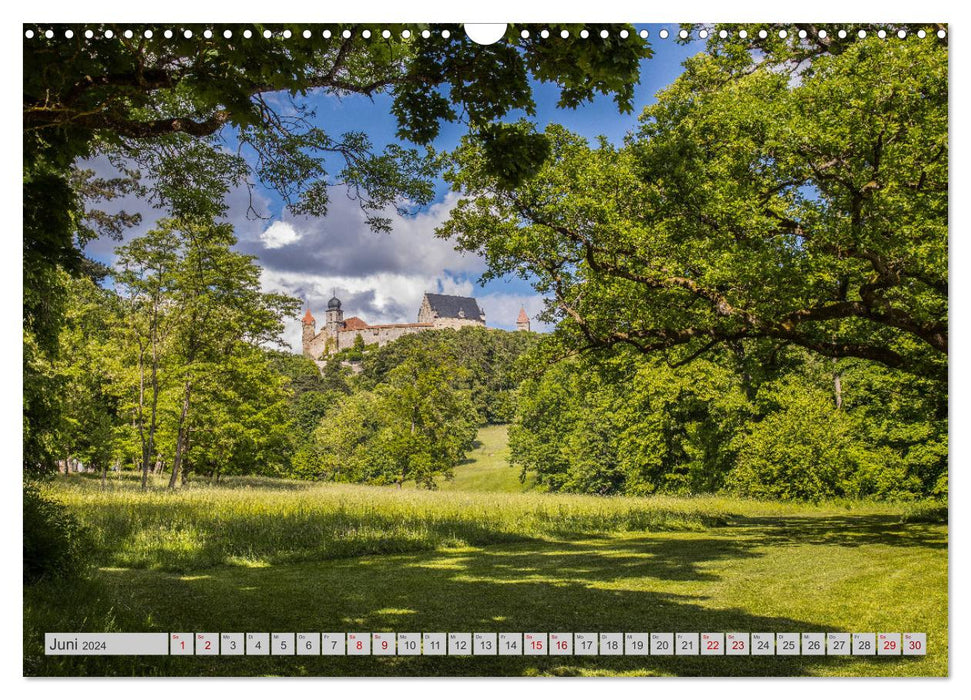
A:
304 320 486 359
303 293 488 360
335 324 435 351
303 331 333 360
429 318 485 331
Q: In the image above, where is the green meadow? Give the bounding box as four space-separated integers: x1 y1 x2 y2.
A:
435 425 537 493
24 428 947 677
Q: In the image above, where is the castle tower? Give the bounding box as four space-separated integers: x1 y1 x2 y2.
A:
301 308 316 355
325 294 344 335
516 307 530 332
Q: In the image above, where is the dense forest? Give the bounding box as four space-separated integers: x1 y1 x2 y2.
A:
50 239 945 501
511 348 945 499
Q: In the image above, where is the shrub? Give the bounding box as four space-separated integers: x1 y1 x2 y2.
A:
23 483 89 584
726 385 856 501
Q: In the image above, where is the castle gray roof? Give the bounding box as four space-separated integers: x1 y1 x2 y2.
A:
424 293 485 320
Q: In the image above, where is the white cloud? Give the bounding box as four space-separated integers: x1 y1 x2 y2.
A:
259 221 301 249
251 189 507 352
247 190 484 281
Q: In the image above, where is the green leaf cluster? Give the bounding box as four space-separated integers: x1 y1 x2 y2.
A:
311 355 479 489
511 344 946 501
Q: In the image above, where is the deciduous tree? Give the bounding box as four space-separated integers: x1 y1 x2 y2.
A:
441 33 947 382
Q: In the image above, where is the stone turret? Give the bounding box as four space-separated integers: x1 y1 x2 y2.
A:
301 308 316 355
325 294 344 334
516 307 530 332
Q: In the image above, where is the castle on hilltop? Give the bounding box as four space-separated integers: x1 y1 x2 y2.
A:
302 292 531 359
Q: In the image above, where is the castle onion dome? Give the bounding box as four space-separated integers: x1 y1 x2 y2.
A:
327 296 342 310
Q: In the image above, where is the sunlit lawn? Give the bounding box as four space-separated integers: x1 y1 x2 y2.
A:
24 438 947 677
436 424 537 493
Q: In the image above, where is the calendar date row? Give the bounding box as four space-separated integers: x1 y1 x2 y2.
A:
46 632 926 657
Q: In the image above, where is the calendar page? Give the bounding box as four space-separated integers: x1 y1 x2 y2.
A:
22 18 948 680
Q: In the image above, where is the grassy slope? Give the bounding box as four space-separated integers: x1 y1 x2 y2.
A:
438 424 536 493
25 427 948 677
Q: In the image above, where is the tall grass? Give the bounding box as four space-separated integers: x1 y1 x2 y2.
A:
49 476 729 572
48 475 935 573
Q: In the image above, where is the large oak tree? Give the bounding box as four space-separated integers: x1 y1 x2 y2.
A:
441 26 947 382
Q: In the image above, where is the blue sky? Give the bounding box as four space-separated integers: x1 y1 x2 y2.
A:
85 26 703 350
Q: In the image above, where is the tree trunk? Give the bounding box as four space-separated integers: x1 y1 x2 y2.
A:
168 379 193 489
136 343 150 490
100 462 107 489
729 340 755 401
181 432 193 487
144 335 161 488
399 415 416 488
833 358 843 410
140 302 163 489
832 281 848 410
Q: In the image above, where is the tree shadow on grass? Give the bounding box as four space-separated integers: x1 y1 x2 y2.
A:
731 515 947 551
459 438 485 461
27 530 939 677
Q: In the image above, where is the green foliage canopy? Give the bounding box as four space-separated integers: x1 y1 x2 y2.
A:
359 325 536 423
441 33 947 383
512 346 946 500
313 355 479 488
